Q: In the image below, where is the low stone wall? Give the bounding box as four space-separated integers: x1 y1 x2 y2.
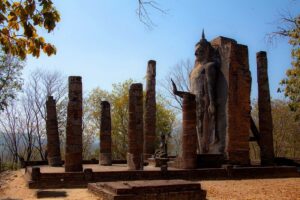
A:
26 166 300 189
24 159 127 167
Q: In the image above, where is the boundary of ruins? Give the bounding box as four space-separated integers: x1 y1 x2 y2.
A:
23 34 300 190
25 165 299 189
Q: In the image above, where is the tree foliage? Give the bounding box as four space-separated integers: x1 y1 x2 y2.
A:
251 99 300 159
275 14 300 119
0 52 23 111
85 79 176 159
271 99 300 158
0 0 60 59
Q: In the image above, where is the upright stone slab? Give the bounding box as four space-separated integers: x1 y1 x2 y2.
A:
127 83 144 170
211 37 251 165
144 60 156 159
65 76 83 172
257 51 274 165
181 93 197 169
46 96 62 166
100 101 112 166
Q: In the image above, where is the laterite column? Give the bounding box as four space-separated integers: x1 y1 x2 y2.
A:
65 76 83 172
46 96 62 166
144 60 156 159
181 93 197 169
127 83 144 170
100 101 112 166
257 51 274 165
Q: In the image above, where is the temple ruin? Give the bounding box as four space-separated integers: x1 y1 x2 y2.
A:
127 83 144 170
190 33 252 165
23 31 299 200
65 76 83 172
257 51 274 165
100 101 112 166
46 96 62 166
144 60 157 160
46 34 277 168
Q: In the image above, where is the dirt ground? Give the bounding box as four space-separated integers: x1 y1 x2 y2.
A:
0 170 299 200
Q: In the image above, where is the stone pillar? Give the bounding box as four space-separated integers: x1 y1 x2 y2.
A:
257 51 274 165
100 101 112 166
211 37 251 165
144 60 156 159
127 83 144 170
226 42 251 165
46 96 62 166
65 76 83 172
181 93 197 169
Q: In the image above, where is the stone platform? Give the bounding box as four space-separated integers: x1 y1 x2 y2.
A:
88 180 206 200
25 164 300 189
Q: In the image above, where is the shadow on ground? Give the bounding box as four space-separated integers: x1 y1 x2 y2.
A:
0 198 22 200
36 191 67 198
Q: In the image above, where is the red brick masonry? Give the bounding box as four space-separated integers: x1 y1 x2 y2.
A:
144 60 156 160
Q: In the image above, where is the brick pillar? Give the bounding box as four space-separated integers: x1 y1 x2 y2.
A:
100 101 112 166
46 96 62 166
127 83 144 170
144 60 156 159
211 37 251 165
257 51 274 165
181 93 197 169
226 41 251 165
65 76 83 172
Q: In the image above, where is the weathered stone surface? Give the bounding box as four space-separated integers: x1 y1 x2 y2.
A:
46 96 62 166
100 101 112 166
181 93 198 169
257 51 274 165
171 80 197 169
65 76 83 172
190 31 224 154
190 34 251 164
144 60 156 159
127 83 144 170
211 36 251 165
88 180 206 200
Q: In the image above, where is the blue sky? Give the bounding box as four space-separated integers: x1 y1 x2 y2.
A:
24 0 300 99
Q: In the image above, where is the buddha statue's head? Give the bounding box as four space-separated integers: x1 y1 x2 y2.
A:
195 30 214 63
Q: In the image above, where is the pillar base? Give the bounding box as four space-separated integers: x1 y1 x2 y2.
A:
178 157 197 169
227 150 250 165
127 153 143 170
65 164 83 172
100 153 112 166
48 156 62 167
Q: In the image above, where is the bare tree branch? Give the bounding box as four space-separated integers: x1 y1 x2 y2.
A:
159 59 193 111
266 11 299 45
137 0 167 29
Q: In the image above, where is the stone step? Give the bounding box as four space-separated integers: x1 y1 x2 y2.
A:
88 180 206 200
